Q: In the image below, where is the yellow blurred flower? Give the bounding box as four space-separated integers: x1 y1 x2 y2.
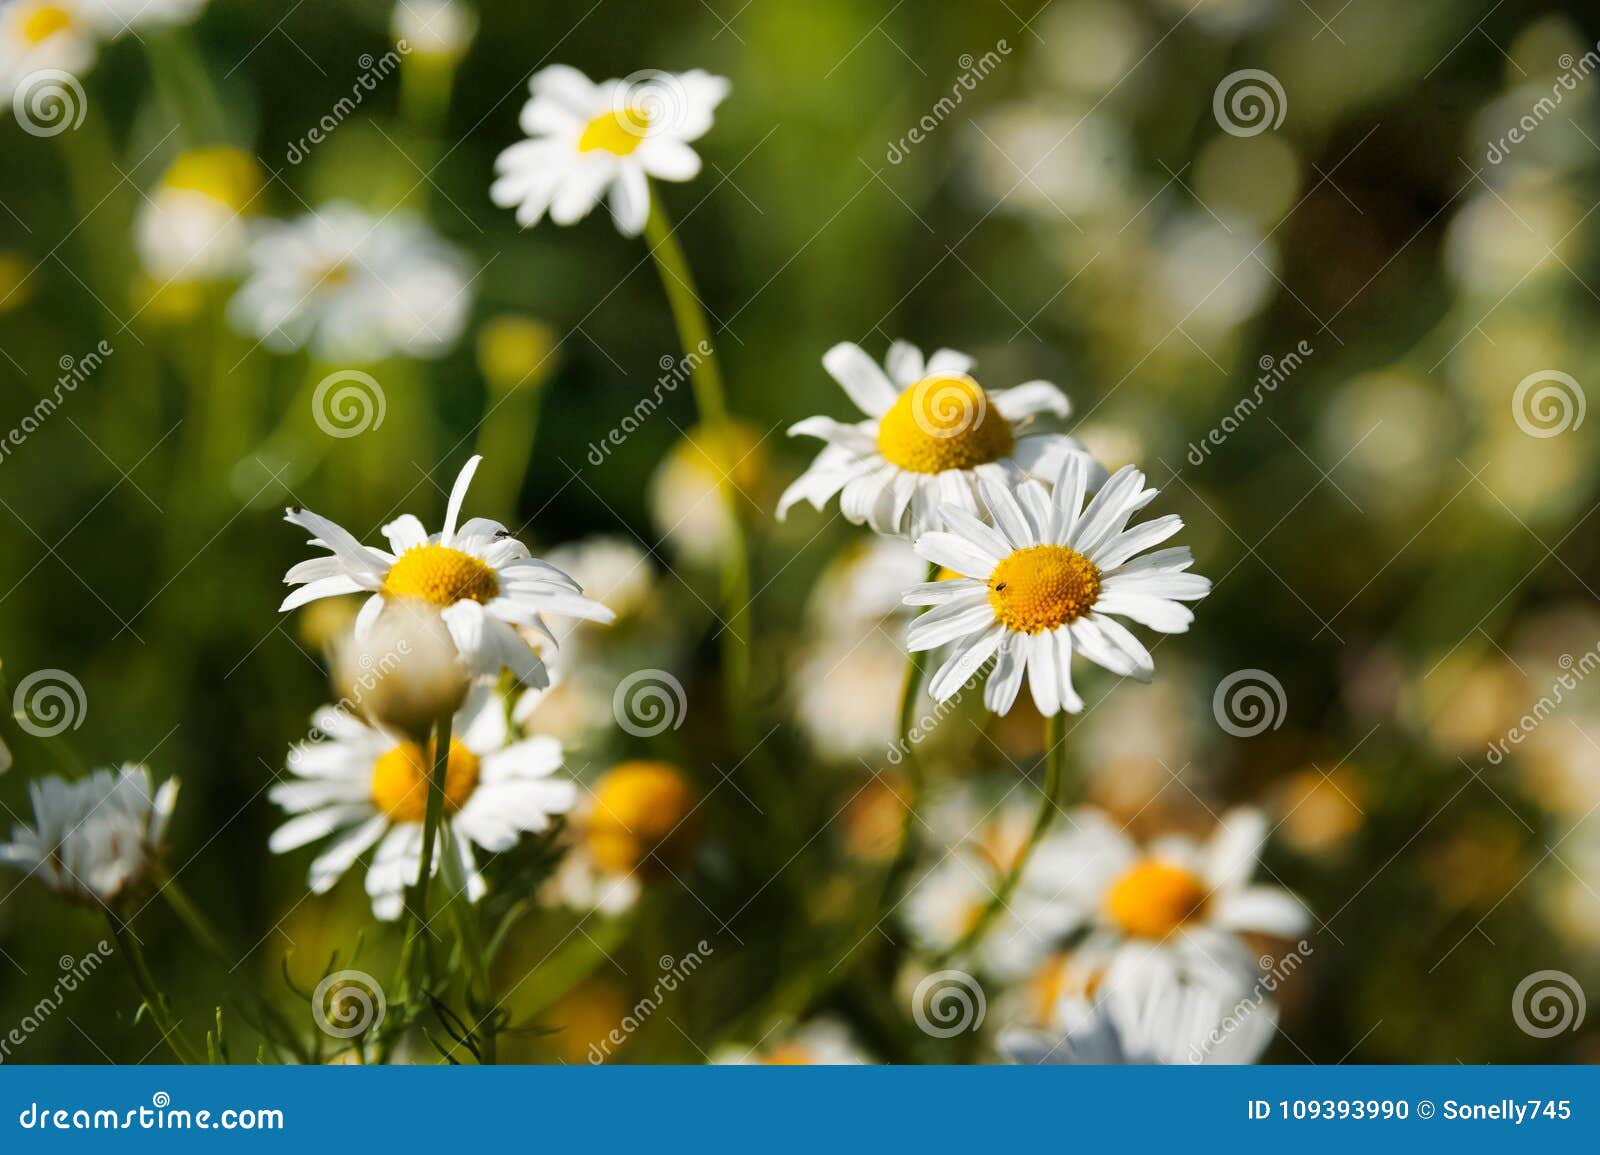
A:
476 315 558 393
586 760 698 877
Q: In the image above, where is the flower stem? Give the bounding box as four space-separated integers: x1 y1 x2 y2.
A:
877 562 940 910
398 710 454 1001
641 197 752 740
943 711 1068 962
106 913 201 1064
439 827 497 1063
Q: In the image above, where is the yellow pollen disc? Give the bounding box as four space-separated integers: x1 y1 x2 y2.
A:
578 108 650 156
369 738 480 823
383 543 499 608
162 147 262 212
1104 859 1209 938
762 1044 814 1065
875 375 1014 473
987 544 1101 633
21 3 72 44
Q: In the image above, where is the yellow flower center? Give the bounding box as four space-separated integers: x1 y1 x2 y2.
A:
875 375 1014 474
987 545 1101 633
369 738 480 823
1104 859 1209 938
585 761 697 875
578 108 650 156
161 147 262 212
383 543 499 608
21 3 72 44
762 1044 814 1065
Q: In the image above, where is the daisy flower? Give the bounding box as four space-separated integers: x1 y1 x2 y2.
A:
0 764 178 905
1 1 96 105
904 458 1210 715
1001 969 1277 1065
1027 807 1309 991
136 146 261 283
279 455 615 689
777 340 1106 539
712 1017 872 1065
270 685 574 920
490 64 730 236
228 201 473 360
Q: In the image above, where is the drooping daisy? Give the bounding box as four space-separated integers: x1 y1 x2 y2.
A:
777 340 1106 539
136 146 261 283
0 764 177 905
490 64 730 236
904 458 1210 714
1001 969 1277 1065
1 1 96 104
1026 807 1309 991
228 201 473 360
712 1017 873 1065
279 455 615 689
270 685 574 920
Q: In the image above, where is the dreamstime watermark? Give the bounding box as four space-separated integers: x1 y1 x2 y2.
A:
1511 969 1586 1038
884 670 981 766
285 45 411 165
586 940 714 1063
12 668 87 738
1188 939 1313 1062
1212 668 1286 737
0 942 113 1063
1213 69 1287 137
612 668 687 738
0 340 113 467
311 969 386 1039
12 68 87 137
1486 642 1600 765
911 969 986 1037
586 341 712 466
1486 44 1600 166
312 369 386 438
17 1093 284 1132
885 41 1012 164
1511 369 1585 438
1187 339 1313 465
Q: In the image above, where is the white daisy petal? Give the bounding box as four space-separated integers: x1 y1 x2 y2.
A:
913 531 1001 580
1091 514 1184 570
1095 592 1195 634
1211 887 1310 938
822 341 900 416
906 597 998 652
885 340 926 387
928 625 1005 699
1025 630 1060 716
989 381 1070 422
985 637 1027 714
925 348 975 376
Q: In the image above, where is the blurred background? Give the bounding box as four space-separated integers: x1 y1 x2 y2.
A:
2 0 1600 1063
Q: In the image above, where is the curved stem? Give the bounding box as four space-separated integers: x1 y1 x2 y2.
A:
107 913 200 1064
641 197 752 741
942 711 1067 962
877 562 940 910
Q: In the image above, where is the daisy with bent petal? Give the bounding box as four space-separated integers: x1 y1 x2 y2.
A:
279 455 614 689
777 340 1105 538
1 1 96 106
904 458 1210 714
271 685 574 919
491 64 730 237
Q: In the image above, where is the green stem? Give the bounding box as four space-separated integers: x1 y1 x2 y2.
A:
107 913 200 1064
397 710 454 1006
439 827 496 1063
876 568 937 910
641 197 752 741
942 712 1068 962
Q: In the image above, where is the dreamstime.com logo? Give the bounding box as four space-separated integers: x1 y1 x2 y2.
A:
17 1093 284 1132
12 669 87 738
1511 370 1585 439
312 369 387 438
612 668 688 737
1213 69 1287 138
1511 969 1586 1039
12 68 87 137
1212 668 1286 737
311 969 386 1039
911 969 986 1038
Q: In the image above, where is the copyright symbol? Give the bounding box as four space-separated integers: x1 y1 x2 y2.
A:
1417 1100 1435 1118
